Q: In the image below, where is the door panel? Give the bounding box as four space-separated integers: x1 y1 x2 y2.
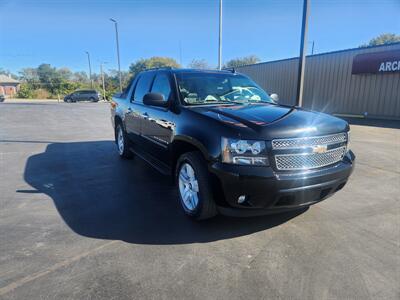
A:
140 72 175 164
76 91 84 101
71 92 79 101
140 107 175 164
82 91 90 101
125 102 143 144
125 72 155 145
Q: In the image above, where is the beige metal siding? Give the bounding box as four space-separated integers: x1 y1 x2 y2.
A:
236 44 400 119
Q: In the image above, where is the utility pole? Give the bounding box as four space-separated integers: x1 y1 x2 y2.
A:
110 18 122 92
100 62 107 101
218 0 223 70
295 0 310 107
311 40 315 55
85 51 93 88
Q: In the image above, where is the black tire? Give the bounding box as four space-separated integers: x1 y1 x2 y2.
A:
90 97 97 102
176 151 217 220
115 123 133 159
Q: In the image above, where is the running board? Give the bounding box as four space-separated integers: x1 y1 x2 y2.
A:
129 146 171 176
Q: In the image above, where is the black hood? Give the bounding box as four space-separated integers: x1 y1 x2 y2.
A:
191 103 349 139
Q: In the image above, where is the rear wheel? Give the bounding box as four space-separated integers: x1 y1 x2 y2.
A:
176 152 217 220
115 124 133 159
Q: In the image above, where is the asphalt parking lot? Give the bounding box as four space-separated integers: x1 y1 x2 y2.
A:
0 100 399 299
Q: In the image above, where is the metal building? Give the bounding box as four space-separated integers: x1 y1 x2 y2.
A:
236 43 400 120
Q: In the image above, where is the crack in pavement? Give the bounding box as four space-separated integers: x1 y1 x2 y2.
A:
0 240 119 296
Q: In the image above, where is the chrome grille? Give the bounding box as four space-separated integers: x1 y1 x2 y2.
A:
272 133 347 149
275 146 346 171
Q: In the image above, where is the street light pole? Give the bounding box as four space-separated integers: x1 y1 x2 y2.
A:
218 0 223 70
100 62 107 100
85 51 93 88
295 0 310 107
110 18 122 92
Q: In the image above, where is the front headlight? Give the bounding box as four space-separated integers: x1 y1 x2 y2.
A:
221 137 268 165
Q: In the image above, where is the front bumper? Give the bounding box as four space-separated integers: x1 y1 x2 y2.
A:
210 150 355 216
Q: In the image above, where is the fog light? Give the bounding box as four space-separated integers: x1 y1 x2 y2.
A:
238 195 247 204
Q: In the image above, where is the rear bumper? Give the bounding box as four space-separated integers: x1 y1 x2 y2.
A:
210 150 355 216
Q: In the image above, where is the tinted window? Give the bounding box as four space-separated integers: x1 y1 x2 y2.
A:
151 73 171 101
176 72 274 105
79 90 95 94
133 72 155 102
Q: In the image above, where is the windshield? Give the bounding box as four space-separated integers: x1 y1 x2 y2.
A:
176 72 275 105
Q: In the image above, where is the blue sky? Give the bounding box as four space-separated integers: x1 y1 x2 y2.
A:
0 0 399 74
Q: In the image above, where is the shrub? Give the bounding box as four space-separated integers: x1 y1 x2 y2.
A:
34 89 50 99
17 83 35 98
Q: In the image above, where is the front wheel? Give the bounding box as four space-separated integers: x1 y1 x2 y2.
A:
176 152 217 220
115 124 133 159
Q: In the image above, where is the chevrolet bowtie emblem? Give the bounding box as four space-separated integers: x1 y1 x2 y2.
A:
312 145 328 154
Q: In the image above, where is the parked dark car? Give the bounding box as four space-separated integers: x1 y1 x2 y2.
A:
111 68 355 220
0 94 5 102
64 90 101 102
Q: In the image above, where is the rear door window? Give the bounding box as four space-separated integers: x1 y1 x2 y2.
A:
132 72 155 103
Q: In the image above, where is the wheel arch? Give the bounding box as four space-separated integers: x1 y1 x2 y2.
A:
114 115 123 125
170 136 209 172
171 138 226 209
114 115 123 141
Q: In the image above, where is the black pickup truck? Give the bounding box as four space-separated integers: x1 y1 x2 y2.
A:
111 68 355 220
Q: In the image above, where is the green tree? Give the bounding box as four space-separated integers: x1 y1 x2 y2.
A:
187 59 210 69
57 67 73 81
129 57 181 76
19 68 39 88
100 69 132 100
224 55 261 68
36 63 61 93
72 71 89 83
16 83 35 98
360 33 400 47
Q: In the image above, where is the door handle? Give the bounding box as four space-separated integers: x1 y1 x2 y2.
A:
141 112 149 119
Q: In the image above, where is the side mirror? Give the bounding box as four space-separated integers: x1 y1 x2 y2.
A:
270 93 279 102
143 93 168 107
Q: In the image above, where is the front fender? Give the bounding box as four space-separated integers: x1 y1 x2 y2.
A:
173 128 222 162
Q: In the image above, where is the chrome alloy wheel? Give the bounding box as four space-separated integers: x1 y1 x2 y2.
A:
117 126 124 155
178 163 200 211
